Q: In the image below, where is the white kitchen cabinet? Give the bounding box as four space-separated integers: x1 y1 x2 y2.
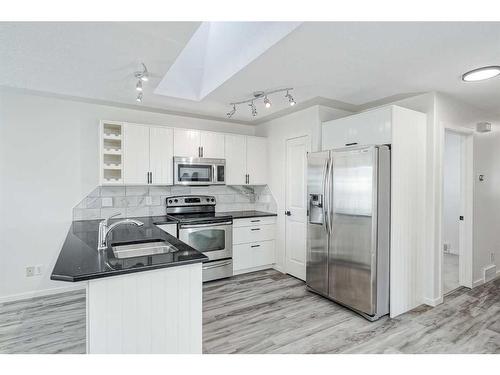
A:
246 136 268 185
322 106 392 149
200 132 225 158
173 129 225 158
173 129 201 157
123 124 150 184
123 124 173 185
232 217 276 274
150 127 173 185
224 135 268 186
224 134 247 185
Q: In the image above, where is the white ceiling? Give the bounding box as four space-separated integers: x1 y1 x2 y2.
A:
1 22 500 124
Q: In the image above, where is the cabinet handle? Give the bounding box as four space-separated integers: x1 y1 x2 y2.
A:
146 172 150 184
345 142 358 146
250 219 260 223
149 172 153 184
251 228 261 231
201 146 204 157
251 244 261 248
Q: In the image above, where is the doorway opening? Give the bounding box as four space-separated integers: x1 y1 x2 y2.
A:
442 128 473 295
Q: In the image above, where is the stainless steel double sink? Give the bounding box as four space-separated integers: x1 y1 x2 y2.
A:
111 240 179 259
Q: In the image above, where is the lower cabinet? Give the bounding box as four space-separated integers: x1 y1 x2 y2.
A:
232 217 276 274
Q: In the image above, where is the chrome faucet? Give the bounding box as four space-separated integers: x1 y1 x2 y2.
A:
98 214 144 251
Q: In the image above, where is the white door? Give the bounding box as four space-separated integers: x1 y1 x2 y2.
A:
150 127 173 185
200 132 225 159
123 124 150 184
173 129 200 157
224 134 247 185
246 136 267 185
285 135 310 280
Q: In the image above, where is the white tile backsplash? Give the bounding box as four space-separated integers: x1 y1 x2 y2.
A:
73 184 277 220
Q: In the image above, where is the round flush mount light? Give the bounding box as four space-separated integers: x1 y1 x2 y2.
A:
462 66 500 82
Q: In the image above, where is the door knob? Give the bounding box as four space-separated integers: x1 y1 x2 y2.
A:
285 210 291 216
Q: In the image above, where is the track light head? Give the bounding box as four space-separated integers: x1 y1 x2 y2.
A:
136 80 143 92
264 96 271 109
134 63 149 82
285 90 296 106
249 101 257 117
227 104 237 118
136 92 143 102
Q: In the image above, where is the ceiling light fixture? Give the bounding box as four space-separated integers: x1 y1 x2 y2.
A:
462 66 500 82
226 88 295 118
134 63 149 82
285 90 296 106
226 104 236 118
249 101 257 117
264 96 271 109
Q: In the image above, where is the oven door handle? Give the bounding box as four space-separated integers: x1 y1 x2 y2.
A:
179 221 232 229
202 260 232 270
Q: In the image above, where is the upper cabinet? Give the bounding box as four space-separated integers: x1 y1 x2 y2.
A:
173 129 201 157
101 122 173 186
225 134 247 185
173 129 225 158
100 121 267 186
322 106 392 150
246 136 267 185
224 134 268 186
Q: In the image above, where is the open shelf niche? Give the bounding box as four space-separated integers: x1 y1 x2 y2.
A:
101 121 124 184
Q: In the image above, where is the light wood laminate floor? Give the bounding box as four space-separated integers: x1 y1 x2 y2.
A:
1 270 499 354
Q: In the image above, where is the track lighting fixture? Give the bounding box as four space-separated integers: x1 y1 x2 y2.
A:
226 88 295 118
226 104 236 118
250 101 257 117
133 63 149 102
285 90 296 106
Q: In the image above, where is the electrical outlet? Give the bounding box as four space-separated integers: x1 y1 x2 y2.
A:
26 266 35 277
101 197 113 207
35 264 43 276
491 252 495 263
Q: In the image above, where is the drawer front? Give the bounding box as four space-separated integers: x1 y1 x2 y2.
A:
233 224 275 245
233 240 275 271
233 216 277 228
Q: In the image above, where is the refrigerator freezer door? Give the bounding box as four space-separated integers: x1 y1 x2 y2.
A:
306 151 330 296
328 146 378 315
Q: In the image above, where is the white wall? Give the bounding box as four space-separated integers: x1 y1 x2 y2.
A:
443 131 462 255
0 89 255 301
473 127 500 282
254 105 351 271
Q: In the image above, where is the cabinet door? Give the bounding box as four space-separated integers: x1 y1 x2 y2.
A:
322 107 392 149
200 132 225 159
150 127 173 185
224 134 247 185
173 129 200 157
123 124 150 184
246 136 267 185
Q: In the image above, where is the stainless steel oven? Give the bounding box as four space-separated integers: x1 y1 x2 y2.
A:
173 157 225 185
178 220 233 282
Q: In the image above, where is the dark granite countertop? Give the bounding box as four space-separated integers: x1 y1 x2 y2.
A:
51 216 207 282
215 211 278 219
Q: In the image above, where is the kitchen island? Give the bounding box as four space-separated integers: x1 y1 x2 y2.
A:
51 216 207 354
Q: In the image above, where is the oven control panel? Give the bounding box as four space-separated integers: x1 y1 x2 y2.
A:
166 195 216 207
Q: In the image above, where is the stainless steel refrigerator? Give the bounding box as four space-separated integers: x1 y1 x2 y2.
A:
306 145 390 321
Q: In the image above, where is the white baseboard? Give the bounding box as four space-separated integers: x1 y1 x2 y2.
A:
272 264 285 274
422 296 443 307
0 284 87 304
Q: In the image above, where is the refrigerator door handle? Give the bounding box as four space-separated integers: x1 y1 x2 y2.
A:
322 158 329 233
326 157 334 236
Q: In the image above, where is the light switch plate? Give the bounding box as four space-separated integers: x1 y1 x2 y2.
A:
102 197 113 207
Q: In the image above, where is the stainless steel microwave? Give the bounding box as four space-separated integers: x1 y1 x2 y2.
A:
173 157 226 185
